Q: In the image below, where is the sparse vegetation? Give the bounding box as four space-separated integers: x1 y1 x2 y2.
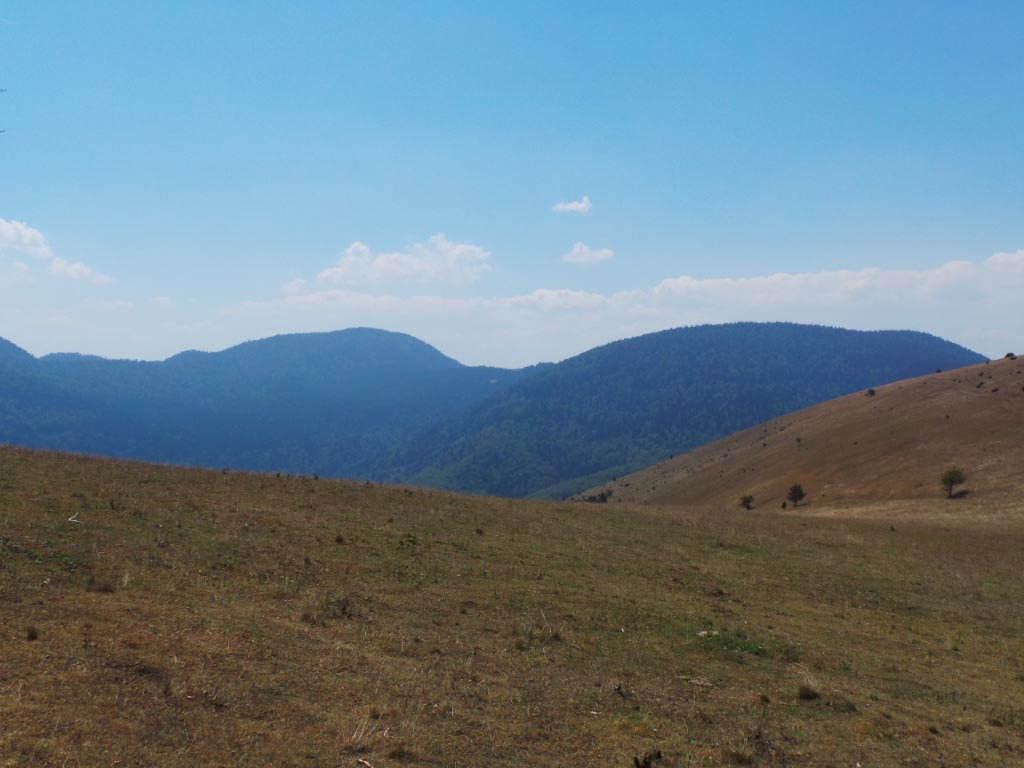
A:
2 445 1023 766
598 356 1022 510
941 465 967 498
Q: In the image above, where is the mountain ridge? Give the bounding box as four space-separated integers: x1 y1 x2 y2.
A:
0 322 988 496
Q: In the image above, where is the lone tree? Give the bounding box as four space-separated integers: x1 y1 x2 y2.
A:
787 483 806 507
941 466 966 498
739 494 754 510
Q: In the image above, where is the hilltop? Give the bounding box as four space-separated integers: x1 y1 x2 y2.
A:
1 445 1023 765
587 354 1024 511
385 323 986 498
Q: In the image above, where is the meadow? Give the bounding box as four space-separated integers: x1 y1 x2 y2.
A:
2 445 1022 766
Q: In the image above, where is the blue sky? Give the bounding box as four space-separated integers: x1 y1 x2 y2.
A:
2 1 1023 365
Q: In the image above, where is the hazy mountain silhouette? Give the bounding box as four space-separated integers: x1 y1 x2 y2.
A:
0 328 527 476
0 323 986 496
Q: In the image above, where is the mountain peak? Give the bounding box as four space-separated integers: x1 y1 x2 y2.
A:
167 327 462 372
0 337 35 365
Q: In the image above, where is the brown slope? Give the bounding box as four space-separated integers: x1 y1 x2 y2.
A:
587 355 1024 510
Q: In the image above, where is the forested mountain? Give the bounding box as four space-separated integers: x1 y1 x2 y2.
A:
0 328 527 477
378 323 987 498
0 323 986 497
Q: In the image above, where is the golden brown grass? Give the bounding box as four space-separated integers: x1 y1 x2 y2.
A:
2 445 1024 766
591 356 1024 512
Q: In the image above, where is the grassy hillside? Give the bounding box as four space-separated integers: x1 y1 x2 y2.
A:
385 323 987 499
2 445 1023 766
587 355 1024 510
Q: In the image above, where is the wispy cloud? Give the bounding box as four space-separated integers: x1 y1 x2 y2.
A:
317 234 491 285
280 277 307 295
0 218 111 285
552 196 592 214
649 253 1024 305
48 257 113 285
562 242 614 264
223 251 1024 365
0 218 52 260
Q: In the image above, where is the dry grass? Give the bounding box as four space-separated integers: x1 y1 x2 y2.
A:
2 445 1024 766
594 356 1024 512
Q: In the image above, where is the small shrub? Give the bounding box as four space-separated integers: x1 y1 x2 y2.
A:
786 484 806 507
940 466 966 498
866 388 876 397
739 494 754 510
26 625 38 641
798 682 821 701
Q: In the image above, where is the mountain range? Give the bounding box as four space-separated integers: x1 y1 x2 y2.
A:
0 323 987 497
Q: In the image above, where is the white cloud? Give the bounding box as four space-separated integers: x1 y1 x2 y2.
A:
0 218 52 259
650 252 1024 306
222 251 1024 366
151 296 174 306
0 218 113 285
553 196 592 214
280 277 307 295
317 234 491 285
562 242 614 264
47 257 113 285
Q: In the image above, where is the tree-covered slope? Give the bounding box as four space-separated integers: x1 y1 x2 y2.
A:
0 323 988 497
381 323 987 498
0 328 525 477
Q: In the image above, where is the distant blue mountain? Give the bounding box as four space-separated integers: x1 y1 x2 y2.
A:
0 328 527 476
0 323 986 497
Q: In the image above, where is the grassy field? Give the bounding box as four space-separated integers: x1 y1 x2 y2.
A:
2 445 1024 766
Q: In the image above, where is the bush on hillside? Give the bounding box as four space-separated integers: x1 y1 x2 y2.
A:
941 466 966 498
787 484 806 507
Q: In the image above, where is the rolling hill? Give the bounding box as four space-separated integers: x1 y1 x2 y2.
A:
585 354 1024 510
382 323 987 498
2 439 1023 765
